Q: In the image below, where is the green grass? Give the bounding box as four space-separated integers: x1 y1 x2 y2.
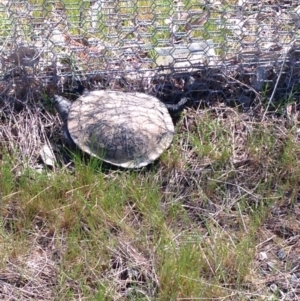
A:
1 106 300 300
0 0 236 46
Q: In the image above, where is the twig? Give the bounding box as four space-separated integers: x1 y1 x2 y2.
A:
261 44 290 121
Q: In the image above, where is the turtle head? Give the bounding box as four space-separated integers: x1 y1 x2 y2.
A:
53 95 71 123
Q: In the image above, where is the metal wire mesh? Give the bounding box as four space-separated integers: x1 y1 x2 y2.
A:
1 0 300 107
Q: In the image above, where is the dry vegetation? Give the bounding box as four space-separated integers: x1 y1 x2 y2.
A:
1 98 300 300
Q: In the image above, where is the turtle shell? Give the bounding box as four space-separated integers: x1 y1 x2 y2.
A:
67 90 174 168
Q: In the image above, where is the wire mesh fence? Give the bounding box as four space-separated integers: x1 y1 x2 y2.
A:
1 0 300 108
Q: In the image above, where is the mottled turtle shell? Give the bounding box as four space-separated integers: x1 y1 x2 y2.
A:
67 90 174 168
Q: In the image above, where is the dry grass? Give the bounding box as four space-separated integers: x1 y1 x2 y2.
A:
1 95 300 300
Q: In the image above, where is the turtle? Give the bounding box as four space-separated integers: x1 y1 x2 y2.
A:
53 90 178 168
